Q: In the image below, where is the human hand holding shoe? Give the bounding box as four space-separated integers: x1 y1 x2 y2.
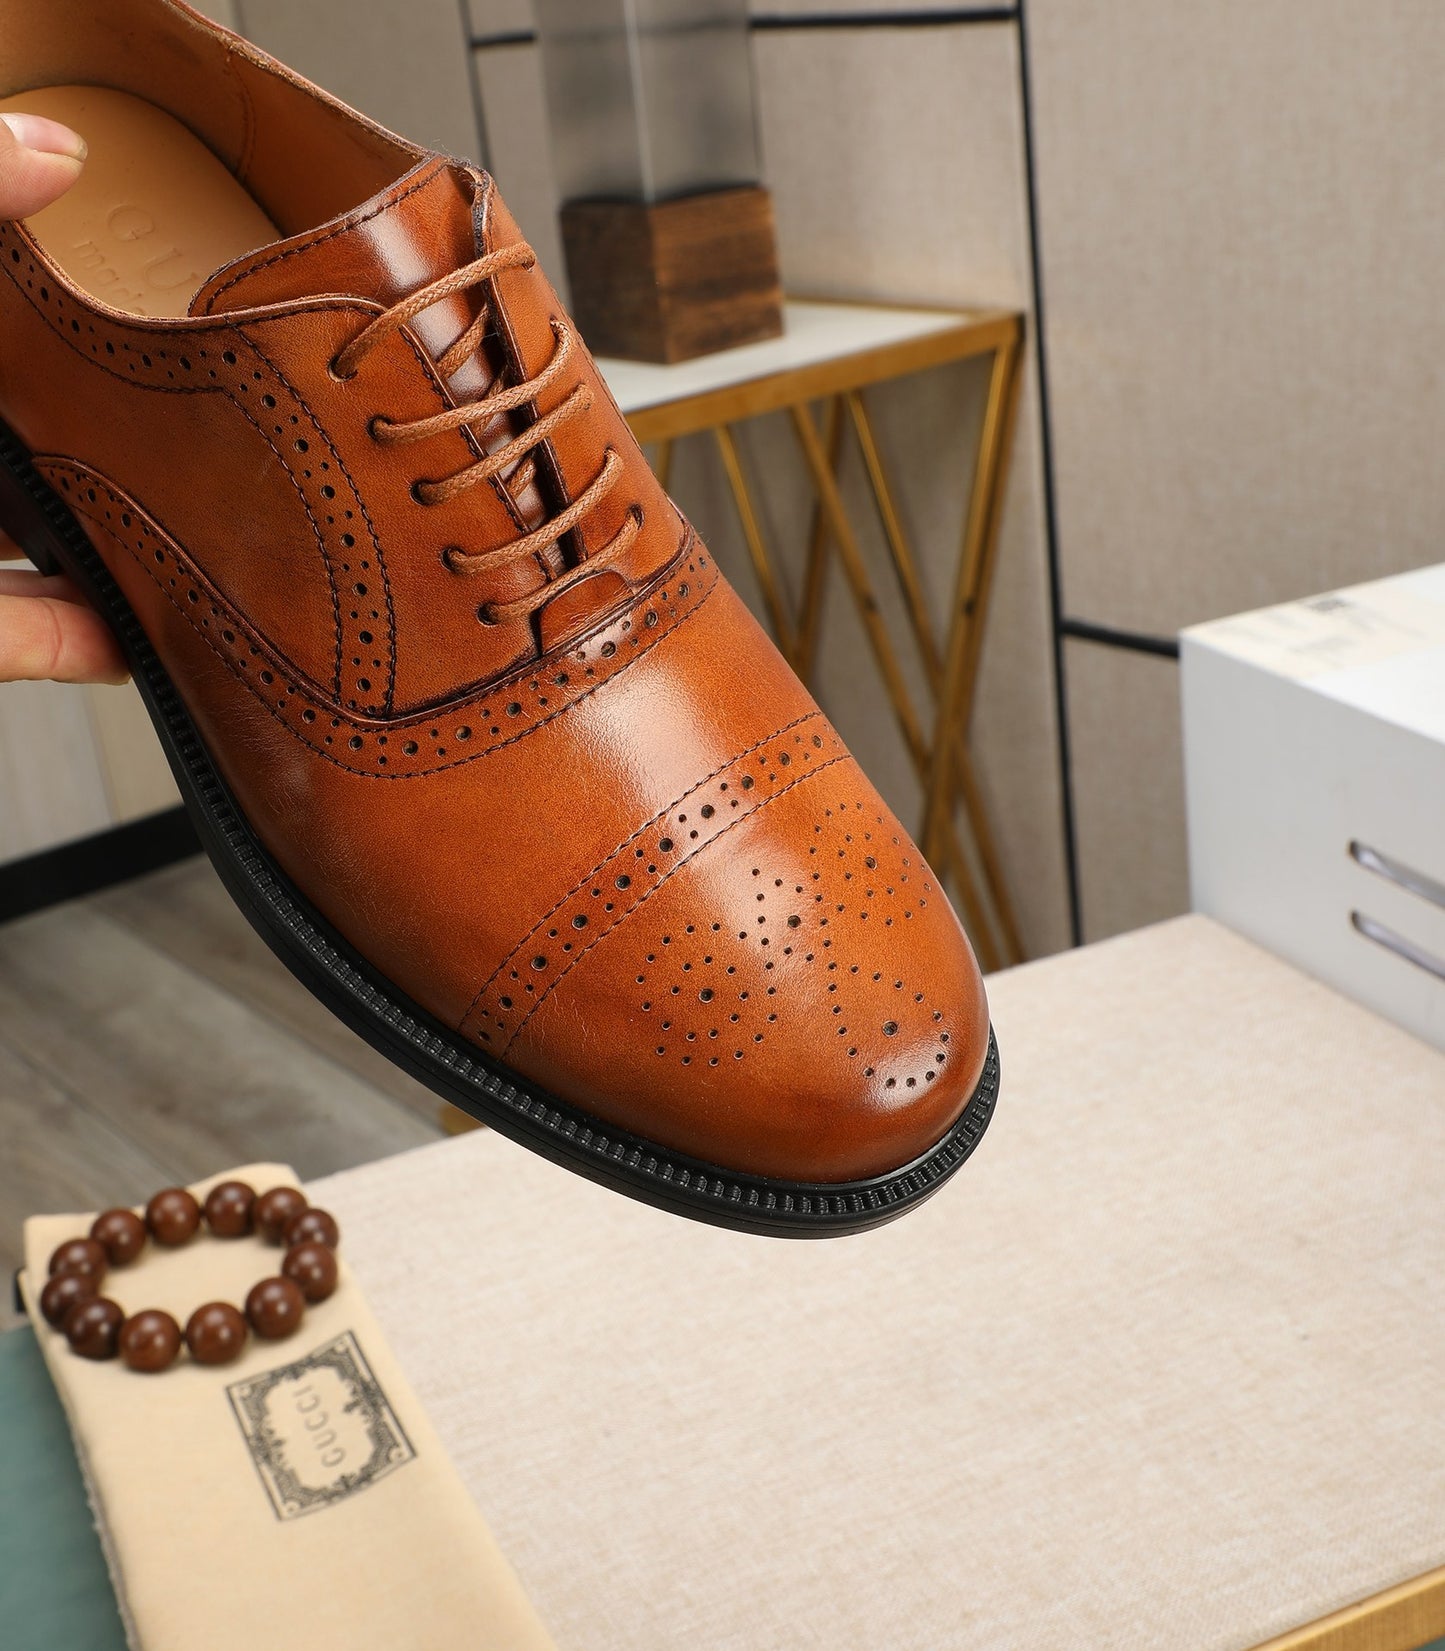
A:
0 110 128 684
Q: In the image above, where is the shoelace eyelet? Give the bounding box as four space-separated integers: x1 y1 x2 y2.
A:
330 241 633 626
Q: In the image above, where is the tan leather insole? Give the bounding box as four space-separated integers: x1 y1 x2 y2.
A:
0 84 279 316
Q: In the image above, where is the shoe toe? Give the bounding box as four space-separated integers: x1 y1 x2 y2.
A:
498 755 991 1184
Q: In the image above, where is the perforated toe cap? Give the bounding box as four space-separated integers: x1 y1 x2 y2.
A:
497 750 991 1184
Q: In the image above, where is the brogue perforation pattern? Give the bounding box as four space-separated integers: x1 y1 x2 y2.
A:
47 459 716 777
462 714 850 1048
236 327 395 714
634 782 954 1090
1 224 396 714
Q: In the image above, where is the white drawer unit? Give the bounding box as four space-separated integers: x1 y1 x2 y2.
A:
1182 564 1445 1053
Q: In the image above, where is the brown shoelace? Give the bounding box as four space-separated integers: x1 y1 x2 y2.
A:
331 240 640 625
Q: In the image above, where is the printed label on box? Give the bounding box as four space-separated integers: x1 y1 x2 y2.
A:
1196 585 1445 679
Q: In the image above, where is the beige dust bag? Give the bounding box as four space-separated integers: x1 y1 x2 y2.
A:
21 1163 557 1651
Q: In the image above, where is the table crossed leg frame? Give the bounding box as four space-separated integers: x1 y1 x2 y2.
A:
653 331 1024 971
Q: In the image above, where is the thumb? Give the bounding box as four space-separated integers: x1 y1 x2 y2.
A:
0 112 86 220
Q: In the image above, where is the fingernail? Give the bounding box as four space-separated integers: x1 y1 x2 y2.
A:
0 112 87 162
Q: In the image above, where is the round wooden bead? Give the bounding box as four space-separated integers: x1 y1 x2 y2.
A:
254 1186 308 1245
48 1237 108 1282
63 1296 124 1360
39 1270 98 1329
145 1187 201 1247
283 1207 339 1251
203 1180 256 1238
245 1275 305 1340
90 1208 147 1266
185 1301 248 1367
282 1240 339 1303
119 1309 182 1374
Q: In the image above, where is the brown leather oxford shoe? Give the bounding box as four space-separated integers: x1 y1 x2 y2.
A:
0 0 997 1234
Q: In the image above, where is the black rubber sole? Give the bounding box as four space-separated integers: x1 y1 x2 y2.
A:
0 417 1000 1237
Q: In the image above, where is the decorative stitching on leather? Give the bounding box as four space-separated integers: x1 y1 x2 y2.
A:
46 459 719 778
237 295 537 558
0 228 395 396
0 235 360 691
492 754 852 1056
200 158 450 311
239 58 257 182
220 43 257 184
238 327 396 712
461 711 832 1035
0 230 235 394
221 359 346 699
0 231 664 713
485 227 575 556
1 219 717 743
0 235 406 712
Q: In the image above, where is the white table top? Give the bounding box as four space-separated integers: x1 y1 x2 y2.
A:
596 299 977 416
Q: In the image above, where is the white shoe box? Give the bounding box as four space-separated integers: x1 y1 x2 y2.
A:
1181 565 1445 1053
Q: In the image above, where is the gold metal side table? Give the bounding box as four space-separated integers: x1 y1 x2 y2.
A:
598 297 1026 972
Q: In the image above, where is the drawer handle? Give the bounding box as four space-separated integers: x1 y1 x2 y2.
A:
1349 841 1445 913
1350 910 1445 985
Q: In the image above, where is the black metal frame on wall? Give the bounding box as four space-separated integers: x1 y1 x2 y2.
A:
0 1 1183 936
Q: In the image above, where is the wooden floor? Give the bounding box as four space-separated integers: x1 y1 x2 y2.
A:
0 856 449 1328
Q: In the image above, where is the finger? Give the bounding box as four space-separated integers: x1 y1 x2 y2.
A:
0 566 95 607
0 532 25 560
0 111 86 219
0 590 129 684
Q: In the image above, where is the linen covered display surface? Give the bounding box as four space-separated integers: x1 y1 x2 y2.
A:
20 1164 555 1651
307 918 1445 1651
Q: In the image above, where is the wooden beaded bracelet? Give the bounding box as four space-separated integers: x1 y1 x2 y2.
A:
38 1181 341 1373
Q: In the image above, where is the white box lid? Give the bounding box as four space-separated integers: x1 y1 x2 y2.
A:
1182 563 1445 742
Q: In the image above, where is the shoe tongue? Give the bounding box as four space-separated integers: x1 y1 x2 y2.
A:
190 158 486 384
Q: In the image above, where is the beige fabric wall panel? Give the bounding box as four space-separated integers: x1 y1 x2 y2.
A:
753 22 1071 957
1065 640 1188 943
0 681 113 862
750 0 973 12
1028 0 1445 637
471 2 979 22
188 0 238 27
969 378 1069 957
471 44 567 294
83 683 180 825
235 0 482 164
467 0 533 36
758 25 1032 311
